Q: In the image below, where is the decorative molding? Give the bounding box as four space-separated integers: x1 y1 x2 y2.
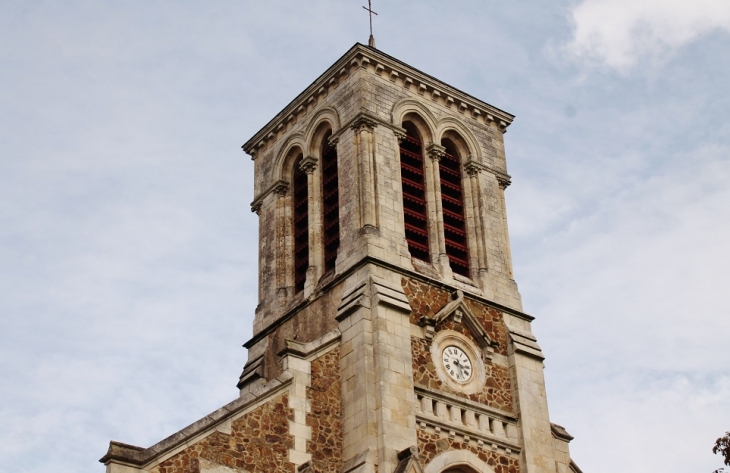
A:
504 319 544 360
393 127 407 143
277 329 341 360
350 115 379 132
299 155 318 174
250 179 290 213
418 289 496 356
241 43 514 158
243 255 535 352
394 447 423 473
464 160 482 176
463 159 511 187
336 275 411 322
414 385 517 423
426 143 446 161
551 423 575 443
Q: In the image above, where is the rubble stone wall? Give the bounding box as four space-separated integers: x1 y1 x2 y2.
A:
306 347 343 473
417 429 520 473
403 277 513 411
152 393 294 473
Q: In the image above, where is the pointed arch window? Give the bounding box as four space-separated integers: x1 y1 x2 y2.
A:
440 139 469 277
321 131 339 272
292 153 308 293
400 122 430 261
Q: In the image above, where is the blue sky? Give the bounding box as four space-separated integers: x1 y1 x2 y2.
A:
1 1 728 472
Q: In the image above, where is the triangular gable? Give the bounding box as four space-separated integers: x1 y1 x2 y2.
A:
418 289 496 359
394 447 424 473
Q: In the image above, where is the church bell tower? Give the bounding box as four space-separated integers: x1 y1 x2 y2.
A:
100 43 582 473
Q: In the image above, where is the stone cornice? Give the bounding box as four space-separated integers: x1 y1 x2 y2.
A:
243 254 534 351
242 43 515 159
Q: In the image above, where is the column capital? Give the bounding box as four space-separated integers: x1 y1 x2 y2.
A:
299 156 318 174
273 180 290 195
350 115 378 132
497 174 512 189
464 159 482 176
250 201 262 215
426 143 446 161
393 127 407 144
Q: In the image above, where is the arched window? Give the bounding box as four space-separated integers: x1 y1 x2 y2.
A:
321 131 339 272
400 122 430 261
440 139 469 277
292 153 308 293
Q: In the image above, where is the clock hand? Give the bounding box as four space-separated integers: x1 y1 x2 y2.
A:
454 359 464 380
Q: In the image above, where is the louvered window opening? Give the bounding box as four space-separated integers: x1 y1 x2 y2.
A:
400 126 430 261
292 155 309 293
440 148 469 277
322 134 339 273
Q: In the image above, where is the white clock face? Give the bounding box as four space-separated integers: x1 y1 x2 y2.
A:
441 345 473 383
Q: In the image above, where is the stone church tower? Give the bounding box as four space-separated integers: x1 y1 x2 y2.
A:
100 43 582 473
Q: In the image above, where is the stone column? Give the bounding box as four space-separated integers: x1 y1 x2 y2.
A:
300 156 321 296
351 117 379 234
426 143 452 278
464 161 488 286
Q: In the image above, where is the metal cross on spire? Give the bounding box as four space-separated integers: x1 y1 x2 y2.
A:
362 0 378 48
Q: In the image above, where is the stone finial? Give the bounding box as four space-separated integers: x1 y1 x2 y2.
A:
426 143 446 161
299 156 318 174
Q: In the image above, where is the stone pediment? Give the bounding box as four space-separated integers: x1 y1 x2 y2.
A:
242 43 514 159
418 289 496 358
394 447 424 473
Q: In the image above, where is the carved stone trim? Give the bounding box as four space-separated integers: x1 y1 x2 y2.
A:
242 44 514 157
299 155 318 174
393 127 407 144
497 173 511 189
418 289 496 356
250 179 290 213
426 143 446 161
464 160 482 176
350 115 379 132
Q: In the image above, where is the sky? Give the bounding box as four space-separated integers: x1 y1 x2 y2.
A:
0 1 728 472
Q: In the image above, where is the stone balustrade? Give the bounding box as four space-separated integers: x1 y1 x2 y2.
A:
414 389 520 455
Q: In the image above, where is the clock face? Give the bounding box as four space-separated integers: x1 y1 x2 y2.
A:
441 345 473 383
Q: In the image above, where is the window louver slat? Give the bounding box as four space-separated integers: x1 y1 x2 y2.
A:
400 124 430 262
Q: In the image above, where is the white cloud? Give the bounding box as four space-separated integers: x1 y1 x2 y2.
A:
566 0 730 72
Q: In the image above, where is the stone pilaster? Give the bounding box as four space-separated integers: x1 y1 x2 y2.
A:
504 314 556 473
337 268 417 473
351 117 379 234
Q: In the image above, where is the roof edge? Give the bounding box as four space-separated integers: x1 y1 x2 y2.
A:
242 43 515 158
